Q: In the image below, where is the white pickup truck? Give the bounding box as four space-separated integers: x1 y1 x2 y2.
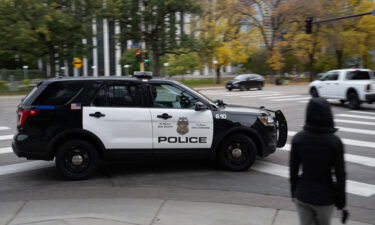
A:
309 69 375 109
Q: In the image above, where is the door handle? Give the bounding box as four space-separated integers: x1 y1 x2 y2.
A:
89 112 106 118
157 113 172 120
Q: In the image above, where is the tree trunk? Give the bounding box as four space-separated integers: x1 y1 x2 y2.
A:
152 47 161 77
215 67 221 84
336 50 344 69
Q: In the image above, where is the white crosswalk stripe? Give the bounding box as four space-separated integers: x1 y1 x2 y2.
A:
337 114 375 120
239 94 283 98
278 144 375 167
335 119 375 126
336 127 375 135
263 95 302 99
288 131 375 148
0 161 53 176
0 147 12 154
272 97 310 102
0 135 13 141
349 111 375 115
0 126 10 131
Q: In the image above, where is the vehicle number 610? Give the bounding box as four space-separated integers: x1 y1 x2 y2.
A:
215 114 227 119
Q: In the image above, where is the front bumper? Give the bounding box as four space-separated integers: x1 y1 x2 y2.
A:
365 93 375 102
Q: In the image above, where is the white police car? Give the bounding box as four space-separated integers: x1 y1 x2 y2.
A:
13 72 287 180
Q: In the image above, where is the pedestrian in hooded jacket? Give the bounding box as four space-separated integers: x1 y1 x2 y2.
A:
289 97 346 225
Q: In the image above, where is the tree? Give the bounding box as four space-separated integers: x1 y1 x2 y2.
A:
165 50 202 76
0 0 101 77
109 0 201 76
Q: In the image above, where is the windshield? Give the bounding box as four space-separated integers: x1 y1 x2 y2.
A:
179 83 214 104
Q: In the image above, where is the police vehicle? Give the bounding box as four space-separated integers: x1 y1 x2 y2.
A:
13 72 288 180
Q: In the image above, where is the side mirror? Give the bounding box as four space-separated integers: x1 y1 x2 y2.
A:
195 102 208 111
214 99 226 106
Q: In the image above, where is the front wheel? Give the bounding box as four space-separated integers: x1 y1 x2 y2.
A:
217 134 257 171
55 139 99 180
310 87 319 98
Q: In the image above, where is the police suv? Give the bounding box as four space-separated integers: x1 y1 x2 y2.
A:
13 72 288 180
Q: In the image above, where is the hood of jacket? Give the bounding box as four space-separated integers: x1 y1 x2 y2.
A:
303 97 337 133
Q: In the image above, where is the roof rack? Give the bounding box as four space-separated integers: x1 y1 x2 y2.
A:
133 71 153 79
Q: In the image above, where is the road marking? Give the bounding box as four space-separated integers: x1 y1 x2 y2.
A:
336 127 375 135
272 97 311 102
335 119 375 126
263 95 302 99
0 126 10 131
279 144 375 167
0 135 13 141
0 161 53 176
299 100 309 103
252 161 375 197
337 114 375 120
349 111 375 116
239 94 283 98
224 92 279 97
288 131 375 148
0 147 12 154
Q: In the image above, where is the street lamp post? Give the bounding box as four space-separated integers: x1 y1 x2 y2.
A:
124 64 130 76
22 65 29 80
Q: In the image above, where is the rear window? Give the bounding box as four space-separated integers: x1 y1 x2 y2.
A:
346 71 371 80
32 82 83 106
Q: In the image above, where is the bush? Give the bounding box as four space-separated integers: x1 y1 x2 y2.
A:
0 81 8 90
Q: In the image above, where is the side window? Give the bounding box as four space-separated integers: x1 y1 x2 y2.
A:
150 84 198 109
92 83 142 107
325 72 339 81
32 82 83 106
346 71 370 80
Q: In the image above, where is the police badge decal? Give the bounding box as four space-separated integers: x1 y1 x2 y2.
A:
177 117 189 135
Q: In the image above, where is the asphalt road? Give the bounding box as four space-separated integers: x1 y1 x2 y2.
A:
0 84 374 224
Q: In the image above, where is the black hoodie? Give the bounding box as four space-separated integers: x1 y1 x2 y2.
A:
289 98 346 208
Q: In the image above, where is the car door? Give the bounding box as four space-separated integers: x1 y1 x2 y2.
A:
324 72 339 97
148 83 214 150
83 81 153 150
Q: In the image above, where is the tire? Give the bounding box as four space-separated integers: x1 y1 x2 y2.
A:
55 139 99 180
217 134 257 171
240 85 245 91
257 84 263 90
246 88 250 91
310 87 319 98
339 100 346 105
227 88 232 91
347 91 360 109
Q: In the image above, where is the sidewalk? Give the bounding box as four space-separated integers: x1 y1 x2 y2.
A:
0 198 370 225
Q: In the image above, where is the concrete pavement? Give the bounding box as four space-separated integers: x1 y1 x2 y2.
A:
0 198 371 225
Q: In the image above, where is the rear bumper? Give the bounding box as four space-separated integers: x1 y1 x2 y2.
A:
12 133 53 160
365 93 375 102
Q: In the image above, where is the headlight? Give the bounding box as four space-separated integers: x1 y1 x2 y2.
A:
258 115 274 126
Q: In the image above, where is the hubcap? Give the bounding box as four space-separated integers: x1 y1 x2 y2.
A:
71 155 83 166
231 148 242 159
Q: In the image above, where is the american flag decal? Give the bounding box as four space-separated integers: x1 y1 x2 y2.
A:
71 103 81 110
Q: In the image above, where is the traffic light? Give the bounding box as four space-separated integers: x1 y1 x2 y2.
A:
305 17 313 34
135 51 142 63
144 57 149 63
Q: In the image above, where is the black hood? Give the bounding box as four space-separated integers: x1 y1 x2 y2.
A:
303 97 337 133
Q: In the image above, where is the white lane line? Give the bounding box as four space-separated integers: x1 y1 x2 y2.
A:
263 95 302 99
0 147 12 154
0 135 13 141
272 97 311 102
252 161 375 197
288 131 375 149
0 161 53 176
239 94 283 98
335 119 375 126
349 111 375 115
0 126 10 131
224 92 279 97
336 127 375 135
299 101 309 103
337 114 375 120
278 144 375 167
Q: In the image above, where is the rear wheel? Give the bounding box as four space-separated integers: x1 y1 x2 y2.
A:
257 84 263 90
348 91 360 109
55 139 99 180
240 85 246 91
227 88 232 91
217 134 257 171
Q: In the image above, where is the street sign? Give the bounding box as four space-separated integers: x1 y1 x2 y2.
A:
130 44 140 48
372 10 375 16
72 58 83 68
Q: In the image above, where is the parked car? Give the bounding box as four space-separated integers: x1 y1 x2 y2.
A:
309 69 375 109
226 74 264 91
13 72 287 180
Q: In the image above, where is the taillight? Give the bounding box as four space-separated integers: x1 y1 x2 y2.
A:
17 109 38 127
365 84 372 92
